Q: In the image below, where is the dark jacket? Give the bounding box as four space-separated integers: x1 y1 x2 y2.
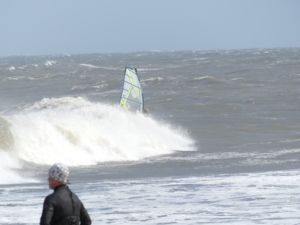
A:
40 185 91 225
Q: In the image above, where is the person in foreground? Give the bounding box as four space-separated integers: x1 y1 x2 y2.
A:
40 163 92 225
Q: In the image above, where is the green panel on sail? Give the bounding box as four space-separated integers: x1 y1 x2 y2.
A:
120 67 144 112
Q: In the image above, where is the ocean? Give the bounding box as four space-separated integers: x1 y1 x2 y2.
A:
0 48 300 224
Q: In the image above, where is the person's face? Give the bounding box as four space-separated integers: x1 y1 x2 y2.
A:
48 177 61 189
48 177 54 189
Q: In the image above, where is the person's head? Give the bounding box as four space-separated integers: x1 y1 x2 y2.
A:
48 163 69 189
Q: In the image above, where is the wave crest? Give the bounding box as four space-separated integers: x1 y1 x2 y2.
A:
8 97 195 166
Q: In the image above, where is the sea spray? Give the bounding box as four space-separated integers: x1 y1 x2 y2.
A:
7 97 195 166
0 152 34 184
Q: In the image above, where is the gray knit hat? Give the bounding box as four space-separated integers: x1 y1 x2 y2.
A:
48 163 69 184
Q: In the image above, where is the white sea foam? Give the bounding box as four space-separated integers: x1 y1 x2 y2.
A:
71 83 108 91
142 77 164 83
79 64 119 71
194 148 300 161
3 75 41 81
79 63 101 69
193 75 212 80
138 67 162 72
5 76 21 81
8 66 15 72
0 152 35 184
193 75 225 84
6 97 195 166
44 60 56 66
2 170 300 224
84 170 300 224
231 77 246 81
182 57 208 62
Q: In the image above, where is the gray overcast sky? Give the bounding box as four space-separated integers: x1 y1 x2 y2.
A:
0 0 299 56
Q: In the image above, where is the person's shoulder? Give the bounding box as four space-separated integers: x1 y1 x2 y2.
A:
44 188 62 202
68 188 84 205
70 189 81 201
42 193 56 209
44 192 55 202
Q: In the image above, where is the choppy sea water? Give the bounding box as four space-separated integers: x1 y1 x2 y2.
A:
0 48 300 224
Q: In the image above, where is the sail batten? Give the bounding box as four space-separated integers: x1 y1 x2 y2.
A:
120 67 144 112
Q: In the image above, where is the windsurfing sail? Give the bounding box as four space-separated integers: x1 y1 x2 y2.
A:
120 67 144 112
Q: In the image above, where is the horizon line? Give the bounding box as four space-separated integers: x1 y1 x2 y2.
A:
1 46 300 58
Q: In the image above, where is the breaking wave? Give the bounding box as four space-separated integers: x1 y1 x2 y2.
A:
2 97 195 167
